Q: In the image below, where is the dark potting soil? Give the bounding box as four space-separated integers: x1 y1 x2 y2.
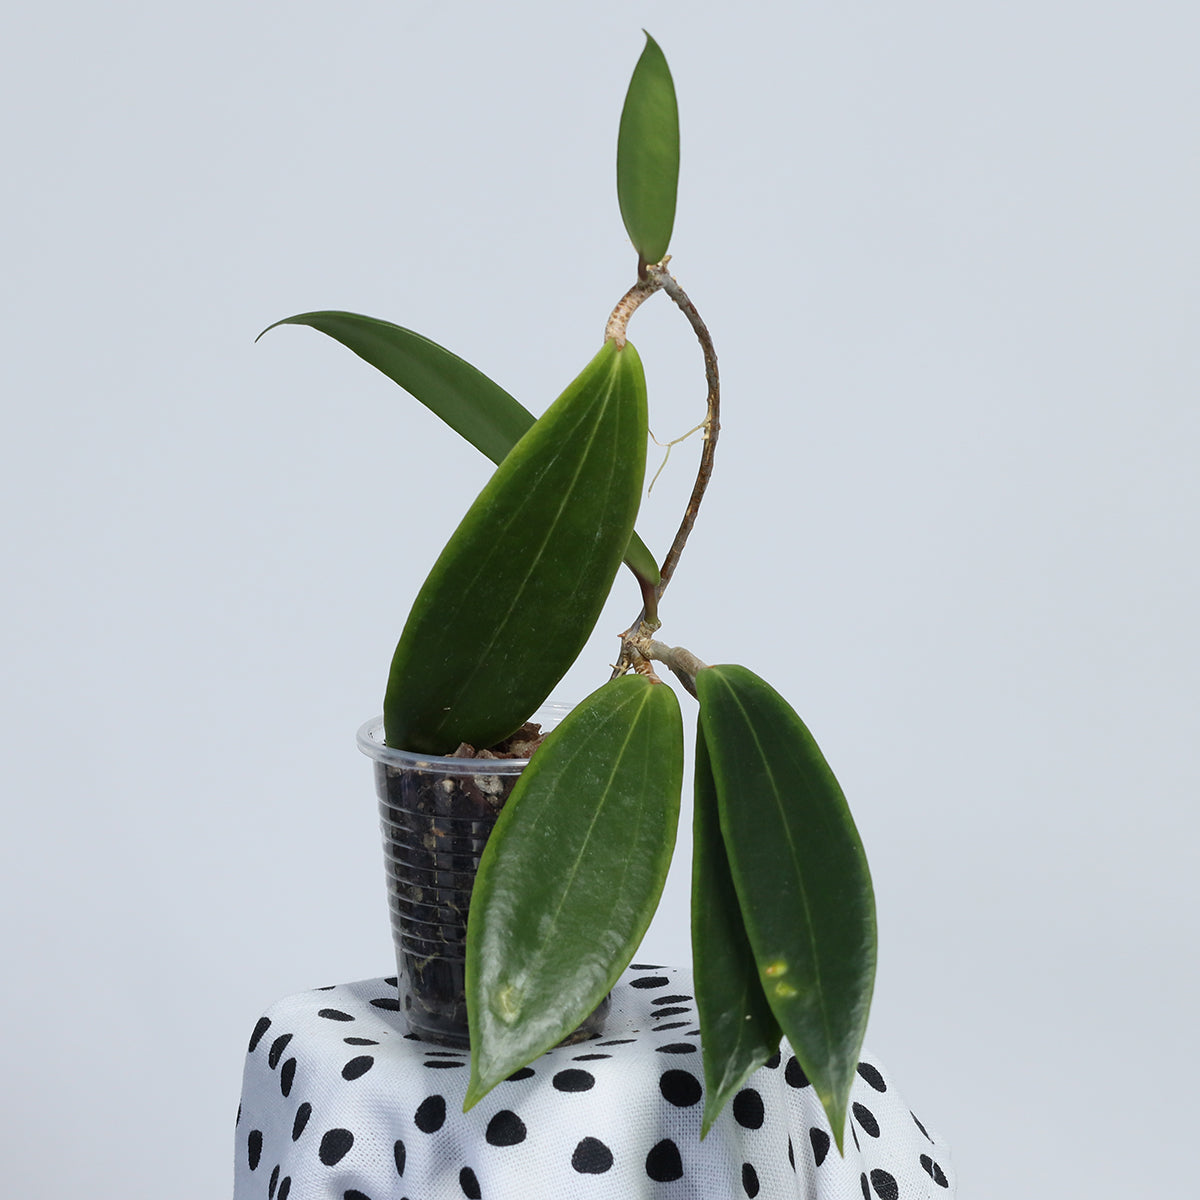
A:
375 719 609 1046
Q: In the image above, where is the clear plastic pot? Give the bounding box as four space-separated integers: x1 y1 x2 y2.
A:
357 704 610 1047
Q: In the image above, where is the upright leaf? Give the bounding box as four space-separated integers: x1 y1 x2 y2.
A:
692 723 783 1137
464 676 684 1108
259 311 660 586
617 32 680 266
385 340 648 754
696 665 876 1152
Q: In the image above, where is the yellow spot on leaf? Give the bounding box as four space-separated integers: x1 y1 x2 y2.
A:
764 960 788 978
773 982 798 999
495 984 522 1023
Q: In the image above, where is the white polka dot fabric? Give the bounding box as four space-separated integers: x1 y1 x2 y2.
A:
234 965 955 1199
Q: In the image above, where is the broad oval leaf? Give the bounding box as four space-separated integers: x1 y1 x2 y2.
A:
617 32 680 266
385 340 648 754
692 722 783 1138
696 664 876 1153
464 675 684 1108
259 311 660 587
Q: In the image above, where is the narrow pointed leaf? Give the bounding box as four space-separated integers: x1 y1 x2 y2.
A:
465 676 684 1107
696 665 876 1153
385 340 648 754
617 32 680 265
259 311 660 586
692 723 783 1137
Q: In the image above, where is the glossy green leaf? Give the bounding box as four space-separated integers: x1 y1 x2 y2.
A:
692 723 783 1137
258 311 660 587
617 32 680 266
696 664 876 1153
464 676 684 1108
385 339 648 754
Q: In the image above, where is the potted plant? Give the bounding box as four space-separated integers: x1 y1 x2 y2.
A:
260 34 875 1152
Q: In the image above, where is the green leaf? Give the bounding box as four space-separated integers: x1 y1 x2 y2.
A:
617 32 680 266
696 664 876 1153
385 339 648 754
258 310 660 587
692 723 783 1138
464 676 684 1108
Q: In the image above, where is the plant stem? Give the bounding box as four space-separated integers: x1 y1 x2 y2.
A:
638 639 710 698
607 261 721 678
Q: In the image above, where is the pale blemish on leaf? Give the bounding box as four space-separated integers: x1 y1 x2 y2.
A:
495 984 522 1024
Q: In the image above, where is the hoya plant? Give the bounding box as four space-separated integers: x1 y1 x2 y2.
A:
262 35 875 1149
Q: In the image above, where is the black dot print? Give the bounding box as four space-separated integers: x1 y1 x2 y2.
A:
869 1169 899 1200
268 1033 293 1069
505 1067 535 1082
630 975 670 989
733 1087 765 1129
424 1060 464 1070
655 1042 697 1055
415 1095 446 1133
787 1136 795 1169
459 1167 481 1198
809 1127 830 1167
319 1128 355 1166
249 1017 271 1052
553 1068 595 1092
370 997 401 1011
654 1021 688 1031
597 1039 636 1046
651 994 692 1005
317 1008 354 1022
742 1162 760 1197
853 1102 880 1138
860 1174 870 1200
911 1111 933 1142
486 1110 527 1147
652 1006 691 1018
645 1139 683 1182
280 1058 296 1097
345 1192 372 1200
342 1055 375 1081
268 1165 279 1198
856 1062 887 1092
785 1056 810 1088
393 1139 406 1176
765 1050 782 1069
659 1069 702 1107
292 1103 311 1141
247 1130 263 1171
921 1155 950 1188
315 985 336 991
630 962 664 969
277 1176 291 1200
385 976 398 986
236 1103 240 1126
345 1037 378 1046
571 1137 613 1174
572 1053 611 1061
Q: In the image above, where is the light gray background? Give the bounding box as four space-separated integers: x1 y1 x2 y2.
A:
2 3 1196 1197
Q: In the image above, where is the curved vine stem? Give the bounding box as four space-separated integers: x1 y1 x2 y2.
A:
606 261 721 678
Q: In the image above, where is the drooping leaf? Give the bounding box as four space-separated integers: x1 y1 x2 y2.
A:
385 339 648 754
696 664 876 1153
258 310 660 586
692 722 783 1137
617 32 680 266
464 676 684 1108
